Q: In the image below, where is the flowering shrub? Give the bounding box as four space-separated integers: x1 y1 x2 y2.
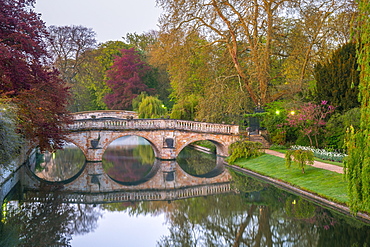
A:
286 101 335 147
291 145 347 163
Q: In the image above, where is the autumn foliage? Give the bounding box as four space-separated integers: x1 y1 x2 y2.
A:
104 48 153 110
0 0 71 151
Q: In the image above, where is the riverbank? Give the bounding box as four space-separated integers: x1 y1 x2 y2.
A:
0 146 35 203
227 151 370 224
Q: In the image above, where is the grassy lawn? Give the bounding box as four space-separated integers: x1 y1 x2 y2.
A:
234 153 349 204
270 148 344 167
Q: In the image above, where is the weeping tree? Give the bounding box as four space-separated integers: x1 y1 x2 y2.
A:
285 149 314 174
344 0 370 213
138 95 167 119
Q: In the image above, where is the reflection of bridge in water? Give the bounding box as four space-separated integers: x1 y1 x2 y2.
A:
22 156 235 203
23 183 234 204
15 111 240 203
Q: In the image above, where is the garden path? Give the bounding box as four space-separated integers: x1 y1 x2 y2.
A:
265 149 344 174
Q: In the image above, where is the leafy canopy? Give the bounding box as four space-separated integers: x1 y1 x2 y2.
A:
138 95 167 119
344 0 370 213
314 43 360 112
0 0 71 151
104 48 154 110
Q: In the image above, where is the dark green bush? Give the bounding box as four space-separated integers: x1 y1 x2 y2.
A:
227 140 263 164
325 108 360 150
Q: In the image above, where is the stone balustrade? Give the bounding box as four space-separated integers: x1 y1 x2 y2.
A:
69 118 239 135
71 110 138 120
24 183 234 204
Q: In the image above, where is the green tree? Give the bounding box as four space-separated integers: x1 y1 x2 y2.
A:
132 92 149 111
261 101 299 146
344 0 370 213
325 108 360 150
227 140 263 164
151 30 252 122
138 95 167 118
285 149 314 174
71 41 130 111
156 0 354 106
150 31 210 120
315 43 360 112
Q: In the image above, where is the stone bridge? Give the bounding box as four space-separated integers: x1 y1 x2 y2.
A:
21 158 236 203
66 111 240 161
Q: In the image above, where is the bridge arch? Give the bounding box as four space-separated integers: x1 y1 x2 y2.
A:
100 133 161 159
175 136 229 157
63 139 86 157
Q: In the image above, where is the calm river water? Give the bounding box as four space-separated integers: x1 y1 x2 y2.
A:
1 136 369 247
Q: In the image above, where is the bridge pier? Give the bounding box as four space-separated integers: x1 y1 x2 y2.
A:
158 147 176 160
85 148 104 162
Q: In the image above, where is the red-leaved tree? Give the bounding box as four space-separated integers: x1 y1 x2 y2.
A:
0 0 71 151
104 48 153 109
286 101 335 147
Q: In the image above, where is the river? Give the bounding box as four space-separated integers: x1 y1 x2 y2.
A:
0 136 369 247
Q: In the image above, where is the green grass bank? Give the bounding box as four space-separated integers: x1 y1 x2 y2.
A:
233 153 349 204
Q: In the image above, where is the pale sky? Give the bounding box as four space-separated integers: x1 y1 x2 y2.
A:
34 0 162 43
71 210 170 247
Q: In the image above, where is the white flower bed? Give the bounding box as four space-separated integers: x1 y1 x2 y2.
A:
290 145 347 163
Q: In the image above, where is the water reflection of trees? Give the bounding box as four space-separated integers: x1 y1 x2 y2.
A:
0 189 102 247
35 147 85 182
98 170 370 247
2 167 369 246
177 146 217 175
103 145 154 183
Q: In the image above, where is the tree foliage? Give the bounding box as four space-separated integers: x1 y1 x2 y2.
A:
227 140 263 164
260 101 295 145
150 31 209 120
124 32 172 108
138 95 167 119
344 0 370 213
104 48 155 110
285 149 314 174
286 101 335 147
325 108 360 150
0 102 22 166
71 41 130 111
47 25 97 84
150 30 252 122
315 43 360 112
0 0 71 151
46 25 98 112
156 0 354 106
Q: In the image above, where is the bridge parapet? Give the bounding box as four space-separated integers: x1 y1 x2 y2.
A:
23 183 234 204
71 110 138 120
69 118 239 135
